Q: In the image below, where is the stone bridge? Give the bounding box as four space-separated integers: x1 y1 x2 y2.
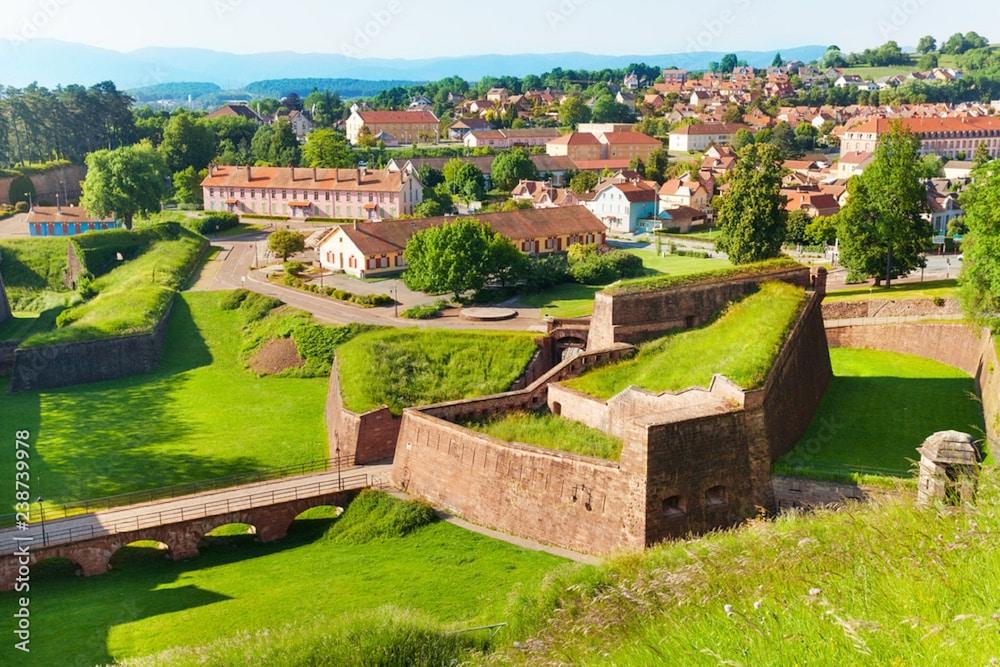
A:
0 466 389 589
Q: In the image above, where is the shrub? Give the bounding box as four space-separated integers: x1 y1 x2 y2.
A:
351 293 394 307
933 296 946 307
183 212 239 235
326 490 437 544
284 260 307 276
569 250 643 285
523 254 571 290
13 201 29 213
401 301 449 320
238 292 283 324
71 228 158 276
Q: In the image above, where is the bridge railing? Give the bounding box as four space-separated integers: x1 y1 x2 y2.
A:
0 456 356 527
1 471 373 551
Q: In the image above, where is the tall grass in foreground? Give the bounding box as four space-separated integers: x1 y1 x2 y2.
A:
336 328 538 414
485 469 1000 665
566 281 807 399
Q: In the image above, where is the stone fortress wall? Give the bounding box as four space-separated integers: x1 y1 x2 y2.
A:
389 267 832 555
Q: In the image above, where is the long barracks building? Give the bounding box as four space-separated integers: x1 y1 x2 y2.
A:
840 116 1000 160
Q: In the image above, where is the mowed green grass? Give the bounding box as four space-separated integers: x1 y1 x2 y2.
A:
465 411 624 460
516 251 728 318
0 493 566 666
0 291 328 506
826 279 959 303
566 282 807 399
775 348 985 483
336 328 538 414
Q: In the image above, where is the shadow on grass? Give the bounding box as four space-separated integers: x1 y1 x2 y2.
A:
776 374 985 482
14 513 339 666
0 297 262 506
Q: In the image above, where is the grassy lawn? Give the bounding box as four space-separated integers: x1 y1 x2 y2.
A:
774 348 985 484
0 492 566 666
514 252 729 319
656 229 722 243
825 279 959 303
0 291 328 506
566 282 807 399
464 410 624 460
22 228 206 347
336 328 538 414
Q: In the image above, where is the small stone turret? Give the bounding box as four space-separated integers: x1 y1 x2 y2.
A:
916 431 980 507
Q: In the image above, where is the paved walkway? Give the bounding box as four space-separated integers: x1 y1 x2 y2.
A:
0 465 392 552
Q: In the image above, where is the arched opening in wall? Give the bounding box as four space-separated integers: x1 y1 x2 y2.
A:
32 557 82 582
109 540 170 570
552 402 562 416
289 505 343 538
198 523 258 552
662 495 686 517
705 485 728 508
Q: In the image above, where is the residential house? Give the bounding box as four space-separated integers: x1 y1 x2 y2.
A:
584 180 659 234
661 69 688 85
26 205 120 237
546 132 604 161
782 189 841 217
465 127 561 149
447 117 490 140
275 109 313 140
656 205 708 233
205 103 265 124
345 106 439 145
316 206 605 278
659 173 714 212
835 151 874 178
201 165 423 221
925 179 964 236
511 180 580 209
486 88 509 103
943 160 974 179
669 122 748 152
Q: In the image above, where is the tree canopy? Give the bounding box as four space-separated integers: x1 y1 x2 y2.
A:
302 128 355 168
491 148 538 191
715 143 788 264
81 143 169 229
959 159 1000 327
268 229 306 261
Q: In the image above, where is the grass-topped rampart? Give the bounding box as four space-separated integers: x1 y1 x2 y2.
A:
336 328 538 415
567 281 808 399
605 257 803 296
463 410 624 460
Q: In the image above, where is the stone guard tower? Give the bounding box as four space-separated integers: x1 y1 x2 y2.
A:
916 431 980 507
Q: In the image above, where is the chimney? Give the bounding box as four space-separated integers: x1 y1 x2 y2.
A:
356 169 362 185
247 165 252 180
313 167 318 181
353 221 358 230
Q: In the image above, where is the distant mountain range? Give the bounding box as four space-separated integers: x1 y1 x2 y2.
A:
1 39 827 90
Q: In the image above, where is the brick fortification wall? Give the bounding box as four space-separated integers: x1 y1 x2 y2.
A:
587 266 814 350
0 165 86 206
822 298 962 321
9 298 175 393
326 357 401 465
827 323 999 447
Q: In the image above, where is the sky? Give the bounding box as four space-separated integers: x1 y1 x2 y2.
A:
3 0 998 58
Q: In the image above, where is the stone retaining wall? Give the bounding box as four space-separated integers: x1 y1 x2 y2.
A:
326 357 401 466
0 165 86 205
822 297 962 321
588 266 816 350
826 322 999 447
772 475 907 508
9 299 175 393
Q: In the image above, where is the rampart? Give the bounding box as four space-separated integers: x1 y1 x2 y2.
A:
9 298 175 393
587 265 817 350
0 164 86 205
392 287 831 555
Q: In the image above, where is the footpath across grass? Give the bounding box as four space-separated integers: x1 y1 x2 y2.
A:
774 348 985 484
566 282 807 399
336 328 538 414
464 410 624 460
0 491 567 666
0 291 329 505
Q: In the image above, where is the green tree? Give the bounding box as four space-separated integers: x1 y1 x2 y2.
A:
837 122 931 286
491 148 539 191
958 160 1000 327
559 96 591 127
403 218 521 298
413 199 447 218
732 128 756 151
159 112 217 173
916 52 940 70
918 154 944 179
973 142 992 169
715 142 788 264
916 35 937 54
771 52 784 68
794 122 818 151
268 119 301 167
268 229 306 261
806 214 839 246
569 171 599 194
172 166 207 206
769 121 799 157
82 143 169 229
591 96 634 123
786 210 812 245
442 159 485 200
302 128 354 168
720 53 739 73
645 148 671 185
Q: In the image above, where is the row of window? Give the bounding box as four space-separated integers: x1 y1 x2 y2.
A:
208 188 397 203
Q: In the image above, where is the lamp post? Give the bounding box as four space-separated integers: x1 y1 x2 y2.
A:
335 445 342 490
36 496 46 547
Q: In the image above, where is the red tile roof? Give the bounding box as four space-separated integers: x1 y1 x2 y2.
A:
601 131 662 145
357 110 438 124
201 165 406 193
26 206 114 224
548 132 601 146
672 122 749 136
845 116 1000 135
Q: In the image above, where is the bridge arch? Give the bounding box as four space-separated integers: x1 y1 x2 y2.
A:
32 555 84 580
108 540 170 569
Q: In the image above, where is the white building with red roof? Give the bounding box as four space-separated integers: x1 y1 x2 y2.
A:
840 116 1000 160
345 105 439 145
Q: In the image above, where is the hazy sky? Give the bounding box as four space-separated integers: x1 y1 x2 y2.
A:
4 0 998 58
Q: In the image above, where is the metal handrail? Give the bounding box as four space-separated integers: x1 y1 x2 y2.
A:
0 456 355 526
0 471 371 551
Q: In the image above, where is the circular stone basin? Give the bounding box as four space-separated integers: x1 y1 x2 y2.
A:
460 307 518 322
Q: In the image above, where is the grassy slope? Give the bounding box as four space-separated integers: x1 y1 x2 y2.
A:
775 348 985 482
0 237 69 291
516 251 728 319
0 492 565 666
826 279 959 303
489 471 1000 666
0 291 328 505
566 282 807 399
336 328 538 414
465 411 624 460
22 230 205 346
